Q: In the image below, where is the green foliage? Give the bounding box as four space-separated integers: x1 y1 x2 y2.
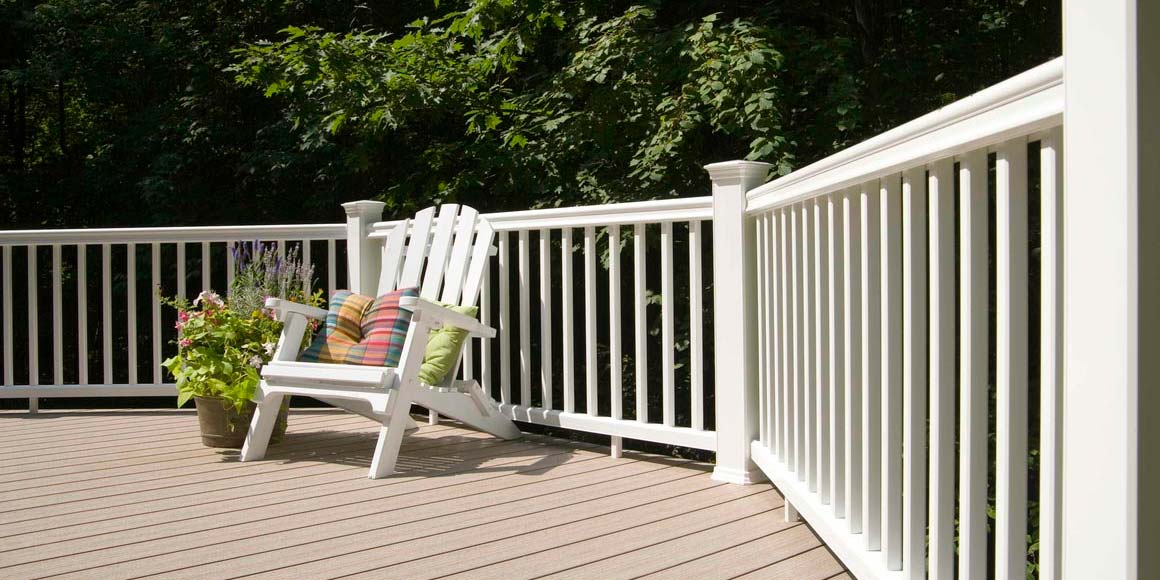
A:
161 292 282 411
230 3 812 207
228 241 317 317
162 242 324 411
3 0 1060 226
1 0 423 228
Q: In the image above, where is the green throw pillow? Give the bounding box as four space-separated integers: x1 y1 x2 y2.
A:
419 302 480 386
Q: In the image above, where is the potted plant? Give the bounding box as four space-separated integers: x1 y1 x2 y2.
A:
162 243 324 448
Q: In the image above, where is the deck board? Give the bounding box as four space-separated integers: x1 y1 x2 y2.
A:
0 409 848 579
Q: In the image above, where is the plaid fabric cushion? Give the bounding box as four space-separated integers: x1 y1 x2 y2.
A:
299 288 418 367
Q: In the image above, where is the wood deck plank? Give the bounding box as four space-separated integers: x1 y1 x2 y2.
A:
729 545 847 579
0 431 449 508
0 411 369 461
44 466 703 579
638 523 821 579
4 449 644 576
0 434 531 520
446 494 791 579
0 411 847 580
232 472 731 580
0 437 568 538
0 438 590 554
0 414 375 476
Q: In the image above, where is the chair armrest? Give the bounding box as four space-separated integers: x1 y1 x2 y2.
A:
399 296 496 338
265 297 328 321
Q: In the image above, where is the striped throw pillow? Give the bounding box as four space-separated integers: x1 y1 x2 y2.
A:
299 288 418 368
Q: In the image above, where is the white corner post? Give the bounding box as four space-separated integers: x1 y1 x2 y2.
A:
341 201 386 296
1063 1 1158 578
706 160 772 485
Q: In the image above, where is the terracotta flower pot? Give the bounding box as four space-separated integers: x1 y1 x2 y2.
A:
194 396 289 448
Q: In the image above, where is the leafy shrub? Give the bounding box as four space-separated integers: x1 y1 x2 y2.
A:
162 242 324 410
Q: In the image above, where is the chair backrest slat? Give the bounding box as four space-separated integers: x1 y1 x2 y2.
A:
440 206 480 305
373 205 493 310
398 207 436 288
460 219 495 307
419 205 460 300
377 218 409 292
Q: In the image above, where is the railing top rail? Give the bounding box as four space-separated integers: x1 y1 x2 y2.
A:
0 223 346 245
746 56 1064 213
368 196 712 237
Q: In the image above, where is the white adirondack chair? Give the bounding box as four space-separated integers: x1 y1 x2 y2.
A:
240 204 521 479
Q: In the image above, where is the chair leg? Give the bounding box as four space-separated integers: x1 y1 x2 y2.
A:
241 392 284 462
368 421 408 479
368 383 426 479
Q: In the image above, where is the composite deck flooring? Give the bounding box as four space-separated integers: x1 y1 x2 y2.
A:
0 409 848 580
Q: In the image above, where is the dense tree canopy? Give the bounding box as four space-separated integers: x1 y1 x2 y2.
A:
1 0 1060 227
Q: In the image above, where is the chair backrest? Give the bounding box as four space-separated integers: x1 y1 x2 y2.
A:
374 205 494 309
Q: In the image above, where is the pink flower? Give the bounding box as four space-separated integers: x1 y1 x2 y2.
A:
194 290 224 309
178 311 190 323
178 338 193 348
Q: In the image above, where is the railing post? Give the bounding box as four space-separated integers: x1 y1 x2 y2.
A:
1063 1 1159 578
705 160 772 484
341 201 386 295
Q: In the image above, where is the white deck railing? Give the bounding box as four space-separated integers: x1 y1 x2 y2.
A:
368 198 717 453
0 200 720 454
707 57 1064 580
0 225 348 407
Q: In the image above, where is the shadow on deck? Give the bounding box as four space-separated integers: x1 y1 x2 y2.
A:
0 409 849 579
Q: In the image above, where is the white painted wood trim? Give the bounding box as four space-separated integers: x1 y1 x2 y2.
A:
539 228 553 411
689 220 704 430
995 138 1029 580
51 245 63 385
660 221 675 427
633 223 647 423
561 227 575 414
826 194 846 519
101 244 113 385
860 180 882 552
879 176 903 569
842 189 863 535
927 158 956 580
958 149 989 580
609 225 623 422
498 230 511 405
584 226 598 416
900 167 927 579
1038 128 1063 580
0 223 346 245
518 229 531 407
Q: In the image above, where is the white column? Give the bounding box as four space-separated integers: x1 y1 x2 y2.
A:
1063 1 1158 578
341 201 386 296
705 160 771 484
